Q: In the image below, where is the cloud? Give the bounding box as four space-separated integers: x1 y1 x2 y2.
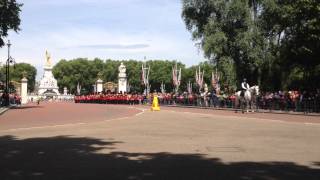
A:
74 44 149 50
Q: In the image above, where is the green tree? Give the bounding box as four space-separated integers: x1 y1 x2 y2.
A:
261 0 320 90
53 58 104 94
182 0 267 89
0 63 37 92
0 0 22 47
147 60 180 92
53 58 228 94
182 0 320 91
124 60 143 93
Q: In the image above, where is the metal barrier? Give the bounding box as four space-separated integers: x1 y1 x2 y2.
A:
74 94 320 114
158 96 320 114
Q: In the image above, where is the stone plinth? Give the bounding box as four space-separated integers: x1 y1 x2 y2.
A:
21 77 28 104
63 87 68 95
96 79 103 93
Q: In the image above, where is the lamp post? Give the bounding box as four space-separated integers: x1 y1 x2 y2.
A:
141 57 150 96
172 62 181 94
6 40 11 92
5 40 14 106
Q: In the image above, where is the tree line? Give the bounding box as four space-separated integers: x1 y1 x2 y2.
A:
52 58 218 94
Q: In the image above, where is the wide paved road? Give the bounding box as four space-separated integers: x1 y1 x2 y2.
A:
0 102 319 180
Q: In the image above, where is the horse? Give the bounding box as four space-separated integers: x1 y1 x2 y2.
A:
198 90 211 107
235 85 260 113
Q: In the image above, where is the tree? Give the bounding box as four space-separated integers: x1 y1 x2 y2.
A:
182 0 267 89
147 60 180 92
53 58 104 94
182 0 320 91
0 63 37 92
0 0 23 47
261 0 320 90
124 60 143 93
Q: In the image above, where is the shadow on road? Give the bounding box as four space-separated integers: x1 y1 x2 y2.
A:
0 135 319 180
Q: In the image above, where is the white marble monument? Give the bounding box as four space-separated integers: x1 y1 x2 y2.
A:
118 62 127 93
38 51 60 96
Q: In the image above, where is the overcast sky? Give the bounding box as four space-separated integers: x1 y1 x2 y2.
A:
0 0 205 79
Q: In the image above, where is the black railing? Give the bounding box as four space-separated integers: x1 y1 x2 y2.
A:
158 96 320 114
74 94 320 114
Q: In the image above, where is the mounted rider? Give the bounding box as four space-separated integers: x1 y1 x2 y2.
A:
241 78 250 97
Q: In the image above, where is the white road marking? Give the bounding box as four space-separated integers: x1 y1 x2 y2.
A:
304 122 320 126
135 109 146 116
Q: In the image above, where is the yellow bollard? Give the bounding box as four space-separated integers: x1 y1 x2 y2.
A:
151 94 160 111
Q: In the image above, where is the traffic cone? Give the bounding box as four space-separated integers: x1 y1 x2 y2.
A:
151 95 160 111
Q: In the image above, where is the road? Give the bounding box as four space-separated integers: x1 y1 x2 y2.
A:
0 102 319 180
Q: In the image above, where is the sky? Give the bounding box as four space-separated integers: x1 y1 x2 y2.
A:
0 0 205 79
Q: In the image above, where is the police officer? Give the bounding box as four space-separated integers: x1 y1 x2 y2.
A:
241 78 250 97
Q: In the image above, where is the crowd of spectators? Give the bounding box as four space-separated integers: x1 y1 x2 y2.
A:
75 89 320 113
2 88 314 113
166 90 320 113
257 90 320 113
0 92 21 107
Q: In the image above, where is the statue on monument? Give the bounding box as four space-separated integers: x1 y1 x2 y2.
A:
45 50 52 66
38 50 60 96
119 62 126 74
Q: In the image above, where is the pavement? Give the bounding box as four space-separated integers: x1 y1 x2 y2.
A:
0 106 9 115
0 102 319 180
166 104 320 116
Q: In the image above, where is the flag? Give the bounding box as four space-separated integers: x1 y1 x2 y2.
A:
178 68 181 86
141 64 145 85
77 82 81 95
196 66 204 90
172 66 177 86
195 70 198 84
211 71 216 88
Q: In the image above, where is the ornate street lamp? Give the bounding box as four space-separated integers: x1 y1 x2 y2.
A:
4 40 16 106
141 57 150 96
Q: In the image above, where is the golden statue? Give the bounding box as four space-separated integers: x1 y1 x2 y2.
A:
45 50 51 66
